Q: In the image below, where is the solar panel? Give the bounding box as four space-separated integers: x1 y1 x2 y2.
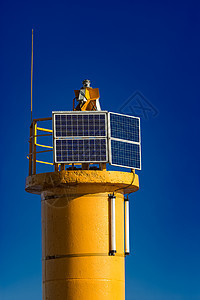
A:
109 112 141 170
55 138 107 163
109 112 140 143
110 140 141 169
53 111 141 169
53 111 108 164
54 113 106 138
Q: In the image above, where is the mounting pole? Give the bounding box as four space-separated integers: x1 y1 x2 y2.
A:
109 193 117 255
31 29 34 123
125 196 130 255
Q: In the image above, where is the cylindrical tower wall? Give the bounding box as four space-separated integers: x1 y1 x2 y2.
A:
25 170 139 300
42 187 124 299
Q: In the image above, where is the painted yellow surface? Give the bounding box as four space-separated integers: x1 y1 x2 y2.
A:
74 88 100 102
36 143 53 149
37 127 53 133
74 87 100 111
25 170 139 195
84 87 100 100
26 170 139 300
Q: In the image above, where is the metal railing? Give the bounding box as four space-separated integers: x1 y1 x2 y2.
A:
28 117 55 176
27 117 107 176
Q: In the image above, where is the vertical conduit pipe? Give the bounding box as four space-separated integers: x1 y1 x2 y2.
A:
109 193 116 255
125 196 130 255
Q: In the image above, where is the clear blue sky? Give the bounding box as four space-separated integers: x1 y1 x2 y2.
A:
1 0 200 299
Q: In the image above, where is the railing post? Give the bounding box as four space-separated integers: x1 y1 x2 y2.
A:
100 163 106 171
54 163 59 172
60 163 65 171
29 124 33 176
32 121 37 175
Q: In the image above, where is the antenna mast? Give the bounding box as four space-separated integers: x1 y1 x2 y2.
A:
31 29 34 123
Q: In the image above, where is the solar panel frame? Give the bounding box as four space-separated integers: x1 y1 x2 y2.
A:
54 138 108 164
52 111 108 164
108 112 141 170
109 112 140 143
52 111 141 169
110 140 141 170
53 111 108 139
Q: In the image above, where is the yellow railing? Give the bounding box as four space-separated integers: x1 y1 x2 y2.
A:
28 118 107 175
28 117 56 176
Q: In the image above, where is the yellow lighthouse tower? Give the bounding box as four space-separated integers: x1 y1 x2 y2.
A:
25 80 140 300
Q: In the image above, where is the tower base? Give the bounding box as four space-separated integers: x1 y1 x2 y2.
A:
25 170 139 300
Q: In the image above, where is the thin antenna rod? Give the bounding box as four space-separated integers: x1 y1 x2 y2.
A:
31 29 34 123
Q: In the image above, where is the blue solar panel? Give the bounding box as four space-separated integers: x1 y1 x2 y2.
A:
55 138 107 163
110 113 140 143
110 140 141 169
53 111 141 169
54 113 106 138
